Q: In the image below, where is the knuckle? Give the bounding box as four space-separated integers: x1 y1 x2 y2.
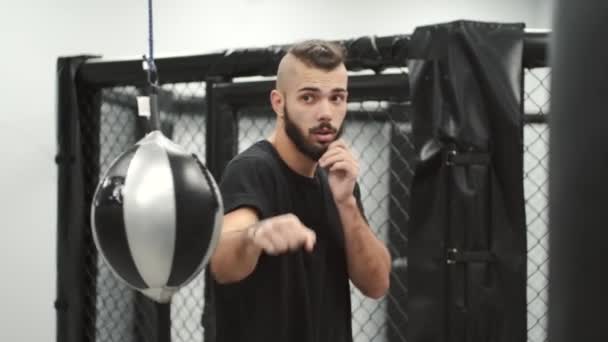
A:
256 225 268 236
298 231 309 242
287 215 301 226
279 214 296 226
258 228 274 240
258 220 271 232
297 224 309 234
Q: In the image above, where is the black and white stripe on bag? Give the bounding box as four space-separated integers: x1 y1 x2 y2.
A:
91 131 223 303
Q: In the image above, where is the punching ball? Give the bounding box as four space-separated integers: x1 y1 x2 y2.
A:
89 0 222 304
91 129 223 303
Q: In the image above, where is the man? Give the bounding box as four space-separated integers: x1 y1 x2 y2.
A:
208 39 391 342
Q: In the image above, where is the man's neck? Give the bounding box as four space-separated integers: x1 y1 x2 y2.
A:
268 130 317 178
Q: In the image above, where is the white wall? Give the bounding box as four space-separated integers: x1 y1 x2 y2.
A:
0 0 552 340
536 0 556 28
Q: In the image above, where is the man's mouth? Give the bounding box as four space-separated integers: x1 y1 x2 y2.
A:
312 130 336 143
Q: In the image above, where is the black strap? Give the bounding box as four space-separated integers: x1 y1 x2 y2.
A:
444 149 491 166
446 248 496 264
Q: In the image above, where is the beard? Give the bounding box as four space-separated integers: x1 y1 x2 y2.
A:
283 104 344 161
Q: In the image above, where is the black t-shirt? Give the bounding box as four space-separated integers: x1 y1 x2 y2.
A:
207 140 367 342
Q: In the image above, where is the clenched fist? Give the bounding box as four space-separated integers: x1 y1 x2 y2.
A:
247 214 316 255
318 139 359 204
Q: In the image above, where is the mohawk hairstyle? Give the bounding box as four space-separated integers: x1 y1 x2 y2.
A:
286 39 347 71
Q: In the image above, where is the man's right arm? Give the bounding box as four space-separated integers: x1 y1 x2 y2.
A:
209 207 263 284
209 209 316 284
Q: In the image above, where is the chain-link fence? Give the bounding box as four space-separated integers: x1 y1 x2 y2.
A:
523 67 551 342
70 60 550 342
80 82 214 342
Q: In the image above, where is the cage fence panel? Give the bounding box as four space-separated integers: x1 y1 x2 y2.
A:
91 86 139 342
237 105 276 153
523 67 551 342
345 106 392 342
84 82 212 342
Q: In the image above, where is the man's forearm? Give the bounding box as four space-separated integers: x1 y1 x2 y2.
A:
337 196 391 299
210 227 262 284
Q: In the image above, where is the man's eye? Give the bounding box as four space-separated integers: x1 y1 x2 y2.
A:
331 95 345 103
301 94 315 103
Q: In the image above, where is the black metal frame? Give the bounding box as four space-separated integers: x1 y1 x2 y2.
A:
76 32 549 88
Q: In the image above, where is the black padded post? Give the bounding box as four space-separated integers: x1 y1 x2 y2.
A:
548 1 608 342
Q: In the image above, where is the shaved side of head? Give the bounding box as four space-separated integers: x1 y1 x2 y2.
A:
276 53 298 93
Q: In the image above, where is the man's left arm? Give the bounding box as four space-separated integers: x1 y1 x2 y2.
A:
319 140 391 299
336 193 391 299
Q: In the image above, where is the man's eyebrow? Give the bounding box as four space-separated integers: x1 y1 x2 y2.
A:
297 87 321 92
296 87 347 93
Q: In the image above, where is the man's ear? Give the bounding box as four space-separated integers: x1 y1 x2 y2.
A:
270 89 284 119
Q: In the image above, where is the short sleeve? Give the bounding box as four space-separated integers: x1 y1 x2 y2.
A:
219 157 276 219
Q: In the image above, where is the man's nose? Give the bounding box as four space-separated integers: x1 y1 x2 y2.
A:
317 99 333 121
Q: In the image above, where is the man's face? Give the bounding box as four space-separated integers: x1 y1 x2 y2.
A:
280 61 348 161
283 103 344 161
